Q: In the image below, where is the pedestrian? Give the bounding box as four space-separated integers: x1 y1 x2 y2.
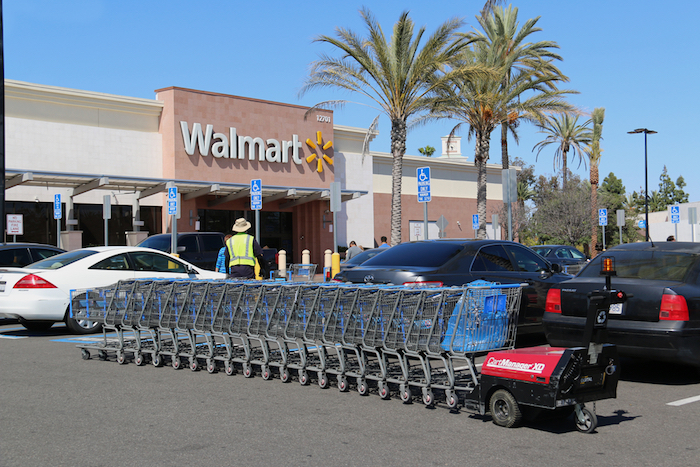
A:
224 218 264 279
345 241 363 260
216 233 233 273
379 236 390 247
667 235 676 242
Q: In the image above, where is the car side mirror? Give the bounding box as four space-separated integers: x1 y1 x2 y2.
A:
177 246 186 253
550 263 562 274
185 265 197 274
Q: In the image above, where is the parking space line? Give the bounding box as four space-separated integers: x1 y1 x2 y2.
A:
0 334 27 339
667 395 700 406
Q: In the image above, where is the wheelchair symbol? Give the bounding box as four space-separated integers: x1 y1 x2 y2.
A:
419 169 428 182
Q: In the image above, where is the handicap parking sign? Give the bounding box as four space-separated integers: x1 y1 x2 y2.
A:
670 205 680 224
167 187 178 215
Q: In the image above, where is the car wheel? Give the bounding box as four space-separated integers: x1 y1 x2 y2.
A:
18 319 55 332
64 307 103 334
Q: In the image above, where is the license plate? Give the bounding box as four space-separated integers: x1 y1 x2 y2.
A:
609 302 622 314
0 282 5 293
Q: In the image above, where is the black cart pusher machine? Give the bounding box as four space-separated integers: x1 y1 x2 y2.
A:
464 256 626 433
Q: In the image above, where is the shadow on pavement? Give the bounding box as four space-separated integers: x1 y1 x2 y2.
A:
619 358 700 385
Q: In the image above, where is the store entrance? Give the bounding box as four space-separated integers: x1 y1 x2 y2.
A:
198 209 293 259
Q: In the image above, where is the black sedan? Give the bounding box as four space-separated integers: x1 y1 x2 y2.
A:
333 239 571 334
0 243 65 267
531 245 588 275
543 242 700 367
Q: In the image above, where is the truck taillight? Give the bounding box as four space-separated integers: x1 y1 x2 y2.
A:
13 274 57 289
545 288 562 313
659 293 689 321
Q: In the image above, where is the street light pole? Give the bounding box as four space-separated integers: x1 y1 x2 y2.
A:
628 128 657 242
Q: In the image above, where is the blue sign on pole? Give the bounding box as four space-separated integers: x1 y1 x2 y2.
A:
638 219 646 229
167 186 178 215
251 179 262 210
417 167 431 203
472 214 479 230
670 205 680 224
598 208 608 226
53 194 62 220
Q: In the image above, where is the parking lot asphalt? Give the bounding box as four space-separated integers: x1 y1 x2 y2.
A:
1 323 699 467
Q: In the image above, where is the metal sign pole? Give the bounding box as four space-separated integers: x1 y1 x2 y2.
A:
423 202 428 240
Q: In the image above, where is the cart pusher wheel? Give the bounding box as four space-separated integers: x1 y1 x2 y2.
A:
574 403 598 434
490 389 522 428
81 349 90 360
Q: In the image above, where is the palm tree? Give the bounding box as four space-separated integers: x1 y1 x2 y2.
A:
589 107 605 256
300 8 474 246
533 113 592 190
471 5 569 170
430 48 573 238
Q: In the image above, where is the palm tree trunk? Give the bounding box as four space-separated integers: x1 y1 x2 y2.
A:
390 119 407 246
475 130 490 239
501 122 509 169
590 165 599 257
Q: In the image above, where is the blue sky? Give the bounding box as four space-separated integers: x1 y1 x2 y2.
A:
4 1 699 202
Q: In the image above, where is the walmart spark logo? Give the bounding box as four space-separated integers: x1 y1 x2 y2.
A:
305 131 333 173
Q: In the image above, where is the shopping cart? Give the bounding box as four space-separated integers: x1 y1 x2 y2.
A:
289 263 317 281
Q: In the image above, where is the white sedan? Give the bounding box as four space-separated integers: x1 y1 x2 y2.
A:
0 246 225 334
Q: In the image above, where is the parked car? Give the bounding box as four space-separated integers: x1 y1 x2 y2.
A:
137 232 225 271
531 245 588 275
543 242 700 366
333 239 570 334
0 246 225 334
339 247 389 272
0 243 65 268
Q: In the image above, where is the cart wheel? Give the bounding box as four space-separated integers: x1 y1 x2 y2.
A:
446 390 458 409
338 376 349 392
207 359 216 374
152 354 162 367
172 356 181 370
98 350 108 361
317 372 328 389
422 389 434 406
490 389 522 428
243 363 253 378
262 366 271 381
400 385 412 404
135 354 144 366
81 349 90 360
378 382 390 400
190 358 198 372
116 351 126 365
299 370 309 386
357 379 368 396
574 406 598 434
280 368 290 383
225 362 235 376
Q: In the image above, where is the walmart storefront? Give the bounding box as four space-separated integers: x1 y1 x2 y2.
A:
4 80 506 264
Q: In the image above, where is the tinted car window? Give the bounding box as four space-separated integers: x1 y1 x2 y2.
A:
506 245 549 273
33 248 63 261
0 248 31 267
579 251 697 281
28 250 98 269
532 247 551 257
555 249 572 259
362 242 464 268
471 245 514 272
90 254 130 270
129 251 188 273
178 235 198 253
569 248 586 260
200 235 224 253
138 235 171 252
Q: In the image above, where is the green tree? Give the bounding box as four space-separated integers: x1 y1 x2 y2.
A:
529 174 591 246
533 113 592 190
300 9 474 246
630 166 689 213
418 145 436 157
588 107 604 256
471 5 569 170
598 172 642 246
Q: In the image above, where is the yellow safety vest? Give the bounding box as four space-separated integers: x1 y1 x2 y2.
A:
227 234 255 267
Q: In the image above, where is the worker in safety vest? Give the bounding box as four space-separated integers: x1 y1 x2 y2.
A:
224 218 263 279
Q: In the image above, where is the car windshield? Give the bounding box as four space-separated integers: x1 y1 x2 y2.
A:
27 250 99 270
138 235 171 252
532 247 552 257
361 242 465 268
579 250 697 281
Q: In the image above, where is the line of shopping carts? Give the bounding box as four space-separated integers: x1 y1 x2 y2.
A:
72 279 523 407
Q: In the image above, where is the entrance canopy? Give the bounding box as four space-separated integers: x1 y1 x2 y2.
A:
5 169 366 206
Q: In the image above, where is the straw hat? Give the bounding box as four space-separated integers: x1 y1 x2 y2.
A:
232 218 251 232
